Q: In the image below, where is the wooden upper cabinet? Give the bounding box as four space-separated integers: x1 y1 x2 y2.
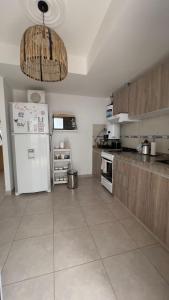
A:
113 92 120 115
160 58 169 109
113 86 129 115
147 65 161 113
128 81 137 116
115 57 169 117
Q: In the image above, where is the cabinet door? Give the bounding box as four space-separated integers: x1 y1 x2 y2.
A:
118 87 129 113
92 150 101 178
136 75 150 115
160 59 169 109
150 173 169 245
113 87 129 115
113 93 120 115
114 159 129 206
128 164 152 227
147 65 161 112
96 152 102 178
128 81 137 116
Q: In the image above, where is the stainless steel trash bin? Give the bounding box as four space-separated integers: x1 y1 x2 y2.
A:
67 169 78 189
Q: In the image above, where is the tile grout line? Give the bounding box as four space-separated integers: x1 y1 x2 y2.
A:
78 201 119 300
1 200 28 276
2 271 55 287
140 246 169 287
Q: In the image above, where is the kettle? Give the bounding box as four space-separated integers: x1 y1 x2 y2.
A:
142 140 150 155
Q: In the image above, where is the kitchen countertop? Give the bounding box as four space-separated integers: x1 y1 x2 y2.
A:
93 146 169 179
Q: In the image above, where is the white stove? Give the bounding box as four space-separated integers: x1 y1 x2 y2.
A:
101 151 114 193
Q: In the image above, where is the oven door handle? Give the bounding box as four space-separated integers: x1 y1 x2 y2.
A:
101 158 112 163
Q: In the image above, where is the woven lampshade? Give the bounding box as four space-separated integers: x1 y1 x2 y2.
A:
20 25 68 82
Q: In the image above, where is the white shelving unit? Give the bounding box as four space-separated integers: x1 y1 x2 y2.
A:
53 148 71 185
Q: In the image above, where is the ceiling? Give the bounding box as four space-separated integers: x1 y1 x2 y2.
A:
0 0 169 97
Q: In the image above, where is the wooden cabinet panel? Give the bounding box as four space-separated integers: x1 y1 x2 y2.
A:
136 74 151 115
150 173 169 245
92 150 101 178
113 86 129 115
147 65 161 112
115 157 169 249
113 93 120 115
128 164 152 227
118 87 129 113
160 59 169 109
114 159 129 206
128 81 137 116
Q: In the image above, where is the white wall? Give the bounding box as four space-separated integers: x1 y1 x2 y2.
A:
0 77 14 191
12 90 108 175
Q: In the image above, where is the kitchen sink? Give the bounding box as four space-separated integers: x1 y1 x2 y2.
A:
156 160 169 165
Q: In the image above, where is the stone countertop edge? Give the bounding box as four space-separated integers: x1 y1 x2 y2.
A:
93 147 169 179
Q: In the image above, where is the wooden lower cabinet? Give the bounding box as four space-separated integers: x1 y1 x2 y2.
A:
150 173 169 247
114 158 169 249
92 150 101 178
114 159 129 206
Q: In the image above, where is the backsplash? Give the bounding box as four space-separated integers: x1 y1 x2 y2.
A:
121 114 169 154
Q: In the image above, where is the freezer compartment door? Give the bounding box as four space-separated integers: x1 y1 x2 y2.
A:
10 102 49 134
12 134 51 194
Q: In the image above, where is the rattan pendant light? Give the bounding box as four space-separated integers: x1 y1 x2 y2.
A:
20 1 68 82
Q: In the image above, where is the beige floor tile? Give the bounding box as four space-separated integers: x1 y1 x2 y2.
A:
54 261 116 300
2 235 53 285
142 245 169 284
90 222 137 258
104 250 169 300
3 274 54 300
0 217 21 246
82 203 117 225
107 200 132 220
0 243 11 270
25 196 53 215
54 206 86 233
53 193 80 210
15 213 53 240
121 217 156 247
0 197 27 220
54 228 99 271
78 195 105 207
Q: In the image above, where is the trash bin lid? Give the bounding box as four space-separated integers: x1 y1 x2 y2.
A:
67 169 78 175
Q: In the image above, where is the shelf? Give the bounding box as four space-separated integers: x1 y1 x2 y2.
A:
54 159 71 162
53 148 71 152
54 180 68 184
54 169 68 173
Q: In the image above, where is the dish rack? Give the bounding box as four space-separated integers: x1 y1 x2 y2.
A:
53 148 71 185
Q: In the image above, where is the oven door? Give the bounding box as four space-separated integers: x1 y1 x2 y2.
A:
101 157 112 183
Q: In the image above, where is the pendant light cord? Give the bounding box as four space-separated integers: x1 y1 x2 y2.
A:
42 12 45 25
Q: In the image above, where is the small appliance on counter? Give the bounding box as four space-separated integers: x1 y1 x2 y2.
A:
137 140 151 155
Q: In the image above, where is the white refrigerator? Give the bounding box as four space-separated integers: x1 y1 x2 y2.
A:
10 102 51 195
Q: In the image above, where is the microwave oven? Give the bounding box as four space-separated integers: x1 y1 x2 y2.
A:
53 115 77 130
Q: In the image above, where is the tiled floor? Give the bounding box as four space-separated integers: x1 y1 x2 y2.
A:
0 176 169 300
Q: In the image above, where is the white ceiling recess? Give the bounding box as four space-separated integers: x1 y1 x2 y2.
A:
0 0 169 97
